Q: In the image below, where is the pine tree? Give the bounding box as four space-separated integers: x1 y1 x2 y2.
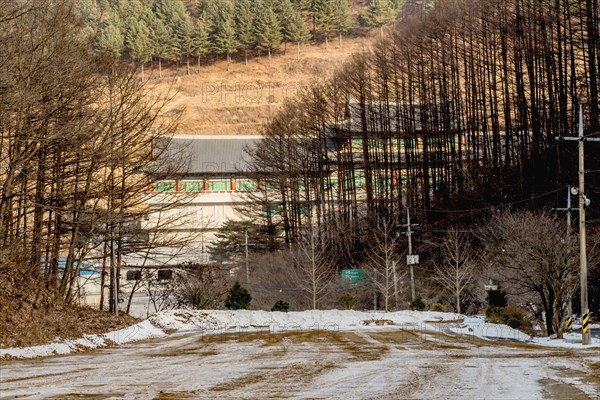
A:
202 0 238 68
292 0 312 15
126 19 153 80
148 4 177 77
255 7 283 68
214 17 239 69
360 0 397 39
314 0 336 48
390 0 405 11
75 0 100 45
207 220 280 263
236 0 256 65
224 282 252 310
150 22 174 77
75 0 101 26
112 0 147 27
154 0 190 62
192 18 211 72
292 0 313 32
332 0 351 48
178 15 196 74
285 9 311 60
95 18 125 60
307 0 321 40
276 0 296 54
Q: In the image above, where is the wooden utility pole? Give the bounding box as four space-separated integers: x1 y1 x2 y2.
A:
245 229 249 283
567 185 572 233
403 208 419 301
556 103 599 345
553 185 578 325
577 104 590 345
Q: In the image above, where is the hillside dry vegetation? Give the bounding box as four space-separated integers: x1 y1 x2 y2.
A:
0 294 138 348
74 0 437 134
154 33 378 134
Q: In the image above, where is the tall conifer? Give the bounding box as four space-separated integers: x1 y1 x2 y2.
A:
285 9 311 59
126 19 153 79
256 7 283 68
332 0 351 48
236 0 256 65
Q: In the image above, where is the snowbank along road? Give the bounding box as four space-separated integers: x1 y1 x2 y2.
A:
1 324 599 399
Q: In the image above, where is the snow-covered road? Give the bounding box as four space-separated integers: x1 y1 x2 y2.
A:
1 327 599 399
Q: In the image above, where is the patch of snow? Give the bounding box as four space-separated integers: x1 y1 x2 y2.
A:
0 319 166 360
103 319 165 345
148 309 598 349
456 315 532 341
2 309 598 360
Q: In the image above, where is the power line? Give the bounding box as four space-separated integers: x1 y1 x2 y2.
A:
414 227 476 234
410 188 562 214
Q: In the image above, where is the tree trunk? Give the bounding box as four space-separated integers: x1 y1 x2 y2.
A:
541 287 556 336
392 260 399 309
186 57 190 75
384 265 389 311
268 48 272 69
339 32 342 49
297 42 300 60
99 241 107 310
158 58 162 78
456 269 461 314
109 242 115 314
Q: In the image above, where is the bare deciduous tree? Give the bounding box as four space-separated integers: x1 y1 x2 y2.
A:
480 211 579 338
141 269 179 315
366 218 405 311
246 0 600 267
0 0 194 319
291 223 336 310
433 229 476 314
176 263 229 310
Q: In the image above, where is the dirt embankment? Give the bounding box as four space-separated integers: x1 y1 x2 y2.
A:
0 288 138 349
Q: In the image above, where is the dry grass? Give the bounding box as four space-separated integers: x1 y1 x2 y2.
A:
149 33 379 135
48 394 123 400
540 378 592 400
0 292 139 348
152 391 204 400
209 360 336 393
553 365 600 392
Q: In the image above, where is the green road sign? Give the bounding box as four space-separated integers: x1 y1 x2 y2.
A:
341 269 367 286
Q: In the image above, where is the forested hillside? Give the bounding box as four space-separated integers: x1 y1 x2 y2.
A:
246 0 600 247
232 0 600 319
79 0 435 74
